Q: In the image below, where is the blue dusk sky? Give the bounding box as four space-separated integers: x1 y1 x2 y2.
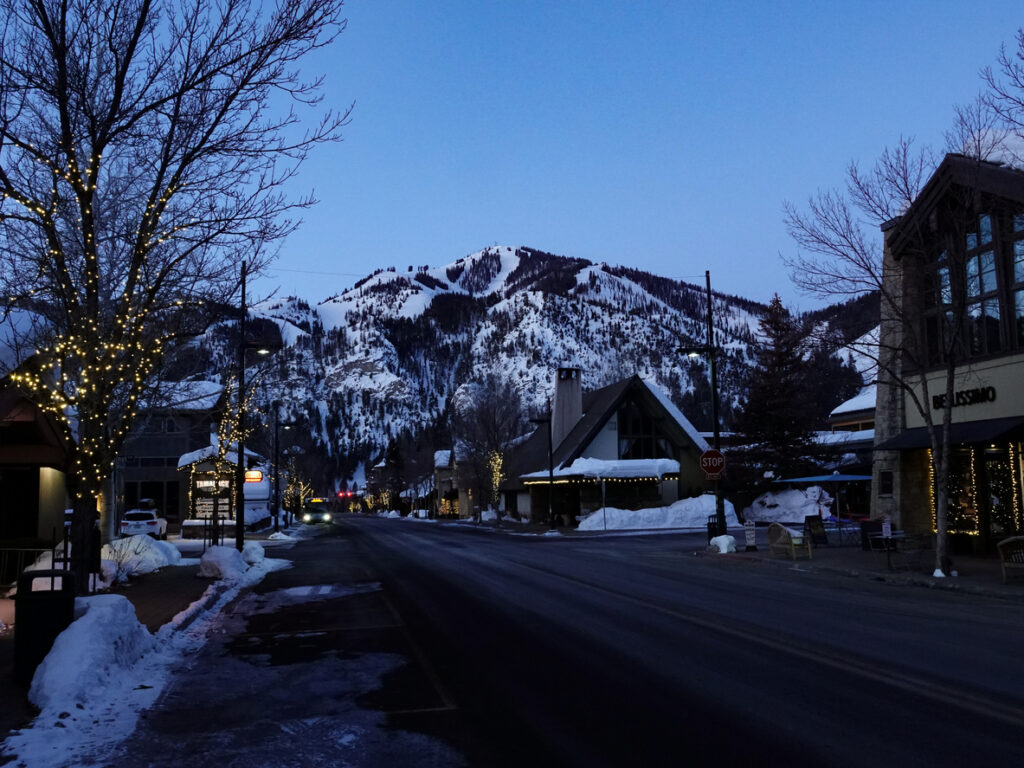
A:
253 1 1024 311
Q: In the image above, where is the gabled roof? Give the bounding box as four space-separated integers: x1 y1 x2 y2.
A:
177 436 266 470
830 385 876 419
885 153 1024 256
141 380 225 413
0 384 72 468
504 375 707 487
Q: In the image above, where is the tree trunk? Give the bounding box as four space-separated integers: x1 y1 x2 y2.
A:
68 497 98 594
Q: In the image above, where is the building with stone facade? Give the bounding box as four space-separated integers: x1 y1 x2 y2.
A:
872 154 1024 553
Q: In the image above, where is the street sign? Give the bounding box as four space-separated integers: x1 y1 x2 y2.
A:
700 449 726 480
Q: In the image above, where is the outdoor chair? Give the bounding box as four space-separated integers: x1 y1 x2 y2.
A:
767 522 812 560
996 536 1024 584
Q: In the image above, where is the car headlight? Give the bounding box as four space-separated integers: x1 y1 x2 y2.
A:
303 513 312 522
323 513 332 522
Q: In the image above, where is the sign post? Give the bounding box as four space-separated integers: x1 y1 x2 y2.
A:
743 518 757 552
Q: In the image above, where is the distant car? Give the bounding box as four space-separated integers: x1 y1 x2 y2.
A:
302 497 333 524
120 509 168 539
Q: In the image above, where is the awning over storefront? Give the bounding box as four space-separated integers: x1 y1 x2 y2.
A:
874 416 1024 451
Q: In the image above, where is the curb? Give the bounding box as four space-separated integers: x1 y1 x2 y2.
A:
166 582 231 634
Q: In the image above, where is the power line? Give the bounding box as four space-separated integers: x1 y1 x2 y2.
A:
268 267 366 277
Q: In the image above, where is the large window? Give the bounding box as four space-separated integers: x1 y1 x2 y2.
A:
922 250 952 365
965 214 1002 357
617 399 673 460
1013 214 1024 347
921 209 1024 366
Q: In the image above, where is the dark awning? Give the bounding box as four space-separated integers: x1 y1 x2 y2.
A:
874 416 1024 451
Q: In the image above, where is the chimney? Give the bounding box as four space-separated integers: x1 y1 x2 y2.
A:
551 366 582 449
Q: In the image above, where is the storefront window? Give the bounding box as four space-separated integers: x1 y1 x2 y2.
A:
985 449 1016 537
945 449 978 534
939 446 1023 537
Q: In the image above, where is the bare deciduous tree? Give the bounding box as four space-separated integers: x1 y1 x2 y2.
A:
450 371 528 521
784 108 1018 575
0 0 350 588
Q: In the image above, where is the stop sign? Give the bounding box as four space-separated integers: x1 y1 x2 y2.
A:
700 449 726 479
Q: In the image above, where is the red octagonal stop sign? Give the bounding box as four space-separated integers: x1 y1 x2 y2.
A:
700 449 726 480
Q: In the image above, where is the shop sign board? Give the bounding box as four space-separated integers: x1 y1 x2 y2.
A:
193 473 233 519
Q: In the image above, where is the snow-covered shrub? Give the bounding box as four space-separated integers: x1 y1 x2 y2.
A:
102 535 181 583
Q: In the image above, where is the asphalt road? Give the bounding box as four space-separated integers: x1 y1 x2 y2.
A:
348 517 1024 767
98 518 1024 767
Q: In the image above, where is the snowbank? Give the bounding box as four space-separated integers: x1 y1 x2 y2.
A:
743 486 833 524
577 494 739 531
242 541 265 566
198 545 249 580
709 534 737 553
5 549 292 768
30 595 156 711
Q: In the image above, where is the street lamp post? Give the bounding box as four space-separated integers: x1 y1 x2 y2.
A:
272 400 281 533
682 270 727 536
530 415 556 530
235 259 271 551
272 402 295 534
235 260 248 552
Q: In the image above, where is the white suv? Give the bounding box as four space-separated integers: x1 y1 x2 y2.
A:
120 509 168 539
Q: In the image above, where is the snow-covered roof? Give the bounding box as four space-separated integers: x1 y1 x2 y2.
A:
141 380 224 412
433 450 451 469
814 429 875 446
522 457 680 480
830 385 876 418
177 436 266 469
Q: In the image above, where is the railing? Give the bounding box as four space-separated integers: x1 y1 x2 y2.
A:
0 528 71 589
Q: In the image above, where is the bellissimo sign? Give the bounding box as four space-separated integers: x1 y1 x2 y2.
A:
932 386 997 409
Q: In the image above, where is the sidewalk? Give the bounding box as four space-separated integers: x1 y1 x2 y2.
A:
721 531 1024 600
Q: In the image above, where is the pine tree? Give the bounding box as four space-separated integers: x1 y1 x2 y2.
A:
734 295 816 477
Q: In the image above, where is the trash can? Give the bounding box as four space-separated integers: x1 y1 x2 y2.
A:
14 569 76 686
707 514 719 544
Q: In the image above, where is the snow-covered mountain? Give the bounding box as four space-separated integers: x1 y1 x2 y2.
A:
186 245 866 485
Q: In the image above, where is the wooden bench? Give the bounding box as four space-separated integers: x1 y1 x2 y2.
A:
767 523 812 560
996 536 1024 584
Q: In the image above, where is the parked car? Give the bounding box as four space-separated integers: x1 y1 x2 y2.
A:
120 507 168 539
